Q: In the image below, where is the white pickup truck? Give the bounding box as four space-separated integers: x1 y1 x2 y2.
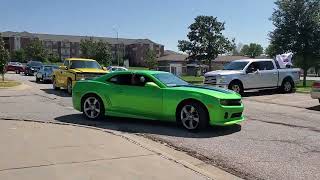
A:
204 59 300 94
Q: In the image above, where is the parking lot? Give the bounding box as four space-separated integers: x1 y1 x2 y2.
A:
1 73 320 180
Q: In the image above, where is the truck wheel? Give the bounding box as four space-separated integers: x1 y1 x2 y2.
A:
36 76 40 83
228 81 243 94
281 79 293 93
67 79 72 95
52 77 60 90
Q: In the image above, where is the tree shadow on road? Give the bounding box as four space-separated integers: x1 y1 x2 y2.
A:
54 114 242 138
40 88 70 97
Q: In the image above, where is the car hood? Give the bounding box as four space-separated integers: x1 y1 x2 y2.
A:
170 85 241 99
69 68 109 74
205 70 244 76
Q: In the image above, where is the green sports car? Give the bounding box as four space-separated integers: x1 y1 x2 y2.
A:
72 70 244 131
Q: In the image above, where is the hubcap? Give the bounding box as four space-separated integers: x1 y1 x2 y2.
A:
284 82 291 92
180 105 199 130
232 85 241 93
84 97 101 119
68 81 72 94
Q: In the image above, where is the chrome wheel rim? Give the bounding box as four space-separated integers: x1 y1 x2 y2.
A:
232 85 241 93
83 97 101 119
180 105 199 130
67 81 72 94
284 81 291 92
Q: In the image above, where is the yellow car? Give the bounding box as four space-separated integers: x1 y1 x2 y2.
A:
52 58 108 94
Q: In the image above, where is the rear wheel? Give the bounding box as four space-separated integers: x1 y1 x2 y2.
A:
52 77 60 90
67 79 72 95
281 79 294 93
82 95 105 120
177 101 208 132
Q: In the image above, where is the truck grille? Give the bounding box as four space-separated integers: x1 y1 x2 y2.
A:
204 76 217 85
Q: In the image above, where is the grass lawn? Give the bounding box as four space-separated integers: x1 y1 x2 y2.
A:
0 80 21 88
181 76 204 84
296 80 314 93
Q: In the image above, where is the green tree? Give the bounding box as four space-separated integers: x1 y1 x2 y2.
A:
265 44 277 58
47 54 61 63
10 49 26 63
178 16 235 71
144 49 157 69
269 0 320 87
80 38 112 66
0 34 10 81
25 39 48 62
240 43 263 58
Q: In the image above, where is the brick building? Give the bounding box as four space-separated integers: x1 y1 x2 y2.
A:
1 31 164 66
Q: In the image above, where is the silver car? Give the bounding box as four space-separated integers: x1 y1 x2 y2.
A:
311 81 320 103
35 65 59 83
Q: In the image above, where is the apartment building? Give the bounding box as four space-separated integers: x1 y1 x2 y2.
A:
1 31 164 66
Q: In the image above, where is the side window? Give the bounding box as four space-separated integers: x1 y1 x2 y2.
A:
259 61 275 70
108 74 132 85
131 74 152 86
247 62 260 72
63 60 69 67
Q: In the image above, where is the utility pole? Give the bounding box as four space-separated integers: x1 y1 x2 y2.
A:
113 26 120 66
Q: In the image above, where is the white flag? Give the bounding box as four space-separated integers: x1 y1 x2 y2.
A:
276 53 293 68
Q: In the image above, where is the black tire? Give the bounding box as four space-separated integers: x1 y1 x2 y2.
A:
15 70 20 74
52 76 60 90
176 101 208 132
67 79 72 95
281 78 294 93
318 99 320 104
82 95 105 120
228 81 244 94
36 76 40 83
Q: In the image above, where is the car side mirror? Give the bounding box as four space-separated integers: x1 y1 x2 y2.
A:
145 82 159 88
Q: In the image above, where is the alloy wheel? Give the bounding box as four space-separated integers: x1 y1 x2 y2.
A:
67 80 72 94
83 97 101 119
284 81 292 92
231 84 241 93
180 105 200 130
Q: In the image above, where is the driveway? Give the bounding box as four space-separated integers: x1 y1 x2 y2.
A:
2 73 320 180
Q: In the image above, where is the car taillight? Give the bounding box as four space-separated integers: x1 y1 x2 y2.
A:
312 82 320 88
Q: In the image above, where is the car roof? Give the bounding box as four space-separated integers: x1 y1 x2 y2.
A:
233 59 274 62
65 58 96 61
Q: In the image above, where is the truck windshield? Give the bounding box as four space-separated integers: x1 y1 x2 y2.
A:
223 61 249 70
70 60 101 69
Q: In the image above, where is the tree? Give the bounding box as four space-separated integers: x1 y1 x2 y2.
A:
265 44 277 58
178 16 235 71
144 49 157 69
232 43 244 56
240 43 263 58
80 38 112 66
47 54 61 63
0 34 10 81
25 39 48 62
10 49 26 63
269 0 320 87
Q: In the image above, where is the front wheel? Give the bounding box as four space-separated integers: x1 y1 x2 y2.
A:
281 79 294 93
67 79 72 95
82 95 105 120
52 77 60 90
177 102 208 132
228 81 243 94
15 70 20 74
36 76 40 83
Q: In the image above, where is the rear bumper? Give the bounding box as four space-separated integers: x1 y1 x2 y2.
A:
208 104 245 126
311 90 320 99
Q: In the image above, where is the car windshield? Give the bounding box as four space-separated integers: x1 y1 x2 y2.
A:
153 73 189 87
29 61 43 66
223 61 249 70
70 60 101 69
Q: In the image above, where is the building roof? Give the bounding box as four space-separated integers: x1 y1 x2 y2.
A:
1 31 163 46
157 50 188 62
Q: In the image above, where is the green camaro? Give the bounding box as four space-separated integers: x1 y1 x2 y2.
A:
72 70 244 131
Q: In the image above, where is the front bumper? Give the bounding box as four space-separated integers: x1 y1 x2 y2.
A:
208 104 245 126
204 83 228 89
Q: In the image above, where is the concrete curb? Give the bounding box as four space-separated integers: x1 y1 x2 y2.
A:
0 117 242 180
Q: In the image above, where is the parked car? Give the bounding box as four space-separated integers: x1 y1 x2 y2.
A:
35 65 59 83
24 61 43 76
72 70 244 132
5 62 24 74
204 59 300 94
106 66 128 72
52 58 109 94
311 81 320 103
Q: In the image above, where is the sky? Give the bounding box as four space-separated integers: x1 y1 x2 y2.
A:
0 0 276 51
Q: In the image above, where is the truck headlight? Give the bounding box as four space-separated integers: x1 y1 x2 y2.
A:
218 76 227 83
76 74 86 81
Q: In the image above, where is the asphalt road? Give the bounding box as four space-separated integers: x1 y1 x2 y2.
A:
1 73 320 180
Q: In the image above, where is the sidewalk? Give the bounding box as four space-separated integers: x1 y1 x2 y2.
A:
0 120 208 180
